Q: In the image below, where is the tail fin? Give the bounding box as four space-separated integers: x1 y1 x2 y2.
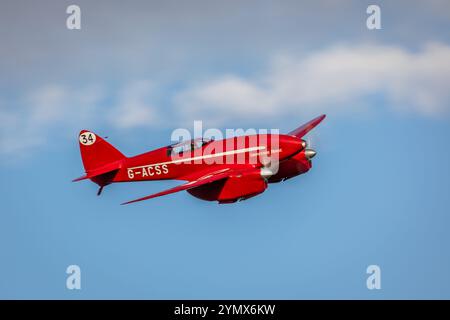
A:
78 130 125 172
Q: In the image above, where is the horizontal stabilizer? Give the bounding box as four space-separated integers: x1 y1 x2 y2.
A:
72 175 89 182
72 160 123 182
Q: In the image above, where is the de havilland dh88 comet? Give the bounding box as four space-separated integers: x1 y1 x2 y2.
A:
73 115 326 204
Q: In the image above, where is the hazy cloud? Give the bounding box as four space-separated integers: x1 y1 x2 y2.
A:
108 80 160 129
0 84 103 156
1 42 450 157
174 43 450 123
0 81 160 157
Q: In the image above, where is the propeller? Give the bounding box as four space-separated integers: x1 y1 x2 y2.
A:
288 113 325 161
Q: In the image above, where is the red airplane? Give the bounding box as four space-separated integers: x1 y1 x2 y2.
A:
74 114 325 204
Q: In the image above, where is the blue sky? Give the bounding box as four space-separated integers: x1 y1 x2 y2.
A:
1 0 450 299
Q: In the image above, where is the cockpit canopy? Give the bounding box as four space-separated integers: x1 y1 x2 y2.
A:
167 138 213 156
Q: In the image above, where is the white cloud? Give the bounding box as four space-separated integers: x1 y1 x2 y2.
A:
1 43 450 158
108 80 159 129
174 43 450 123
0 81 161 157
0 85 104 156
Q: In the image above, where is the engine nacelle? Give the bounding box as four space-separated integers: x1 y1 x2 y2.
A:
268 150 312 183
187 170 267 203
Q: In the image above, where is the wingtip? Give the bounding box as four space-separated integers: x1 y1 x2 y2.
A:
318 114 326 124
288 114 327 138
120 196 151 205
120 199 140 205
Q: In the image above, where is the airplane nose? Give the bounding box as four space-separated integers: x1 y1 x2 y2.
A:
278 136 305 160
304 149 316 159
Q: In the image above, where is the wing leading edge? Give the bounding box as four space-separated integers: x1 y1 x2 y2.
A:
288 114 326 139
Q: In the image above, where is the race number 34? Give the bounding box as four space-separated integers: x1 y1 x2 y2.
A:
79 132 96 146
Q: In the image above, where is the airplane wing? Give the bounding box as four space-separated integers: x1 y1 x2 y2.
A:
288 114 326 139
121 168 233 205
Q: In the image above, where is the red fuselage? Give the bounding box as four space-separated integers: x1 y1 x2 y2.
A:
77 114 325 204
98 134 311 203
113 134 310 183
